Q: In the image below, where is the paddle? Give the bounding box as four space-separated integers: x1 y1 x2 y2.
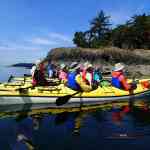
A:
56 91 80 106
16 74 34 93
7 75 14 82
7 74 28 84
16 85 34 93
55 79 100 106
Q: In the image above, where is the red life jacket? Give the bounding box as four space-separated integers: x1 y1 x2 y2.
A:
112 71 131 91
82 69 93 85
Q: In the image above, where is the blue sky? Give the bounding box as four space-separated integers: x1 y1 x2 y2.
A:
0 0 149 65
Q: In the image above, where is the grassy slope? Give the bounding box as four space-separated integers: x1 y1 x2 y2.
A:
46 47 150 77
46 47 150 65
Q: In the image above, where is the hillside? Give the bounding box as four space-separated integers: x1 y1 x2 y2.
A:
46 47 150 77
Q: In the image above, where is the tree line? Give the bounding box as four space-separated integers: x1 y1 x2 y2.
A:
73 11 150 49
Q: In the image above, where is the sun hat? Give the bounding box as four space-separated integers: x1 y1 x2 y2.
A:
83 61 93 69
35 59 42 66
69 62 80 72
70 62 78 69
60 63 66 69
87 63 93 69
74 64 81 70
113 63 125 71
83 61 90 68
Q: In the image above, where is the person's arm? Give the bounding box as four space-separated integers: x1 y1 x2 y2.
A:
86 73 92 86
119 75 131 91
30 66 36 77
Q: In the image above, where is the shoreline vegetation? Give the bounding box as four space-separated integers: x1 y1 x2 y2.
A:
73 11 150 50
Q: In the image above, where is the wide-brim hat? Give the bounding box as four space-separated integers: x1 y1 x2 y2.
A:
70 62 78 69
35 59 42 66
60 63 66 69
84 61 90 68
69 63 80 72
113 63 125 71
84 62 93 69
87 64 93 69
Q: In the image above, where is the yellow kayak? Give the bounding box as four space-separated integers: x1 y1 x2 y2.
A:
0 78 150 112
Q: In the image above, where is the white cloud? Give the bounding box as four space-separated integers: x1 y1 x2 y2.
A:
0 32 74 53
28 32 73 46
0 32 73 65
29 37 58 45
49 32 72 43
0 41 49 65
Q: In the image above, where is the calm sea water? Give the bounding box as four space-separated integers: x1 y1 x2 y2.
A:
0 66 150 150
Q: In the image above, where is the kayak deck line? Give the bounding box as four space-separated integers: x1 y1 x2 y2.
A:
0 90 149 103
0 88 150 98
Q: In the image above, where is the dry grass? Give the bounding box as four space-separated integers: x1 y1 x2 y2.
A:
46 47 150 65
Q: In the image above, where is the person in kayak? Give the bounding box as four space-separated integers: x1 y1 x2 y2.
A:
47 61 54 78
93 66 103 84
31 59 49 86
84 64 93 87
58 63 68 83
67 62 81 91
111 63 137 91
76 63 99 91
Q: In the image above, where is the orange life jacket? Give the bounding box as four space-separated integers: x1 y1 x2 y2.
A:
112 71 131 91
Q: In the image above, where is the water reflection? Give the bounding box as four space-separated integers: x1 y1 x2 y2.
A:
0 100 150 149
72 112 86 136
131 101 150 126
111 102 130 126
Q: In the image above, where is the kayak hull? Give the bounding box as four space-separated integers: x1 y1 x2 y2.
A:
0 89 150 112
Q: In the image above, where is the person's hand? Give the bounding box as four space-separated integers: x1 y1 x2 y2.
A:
130 82 137 90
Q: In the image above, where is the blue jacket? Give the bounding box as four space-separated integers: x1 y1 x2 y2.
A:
67 72 80 90
111 77 122 89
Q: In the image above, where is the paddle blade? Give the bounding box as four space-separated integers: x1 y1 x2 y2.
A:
56 91 80 106
8 75 14 82
56 95 72 106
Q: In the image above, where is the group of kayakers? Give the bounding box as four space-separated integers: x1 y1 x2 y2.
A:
31 59 137 92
